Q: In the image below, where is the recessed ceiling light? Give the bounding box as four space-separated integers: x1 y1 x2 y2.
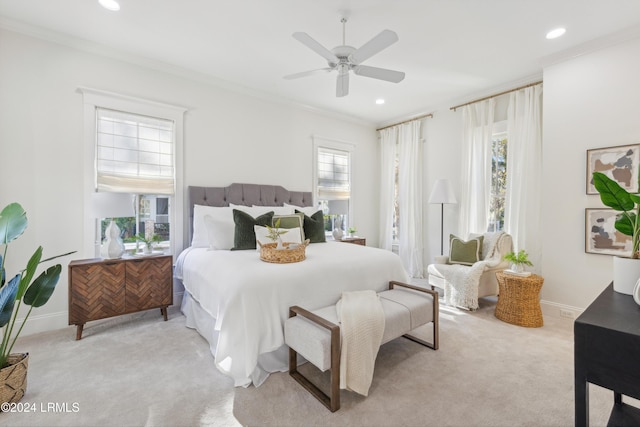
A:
546 28 566 39
99 0 120 11
376 99 385 105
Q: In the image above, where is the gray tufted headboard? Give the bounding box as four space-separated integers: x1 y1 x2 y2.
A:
188 183 313 238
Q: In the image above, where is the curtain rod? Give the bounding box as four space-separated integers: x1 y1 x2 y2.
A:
376 112 434 132
449 80 543 111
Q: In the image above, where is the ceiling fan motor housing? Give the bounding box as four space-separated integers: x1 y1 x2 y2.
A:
330 45 357 72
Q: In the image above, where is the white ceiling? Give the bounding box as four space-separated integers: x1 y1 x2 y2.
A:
2 0 640 126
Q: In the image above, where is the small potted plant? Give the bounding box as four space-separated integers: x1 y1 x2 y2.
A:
503 250 533 275
0 203 74 404
266 219 289 250
347 227 357 238
135 233 162 254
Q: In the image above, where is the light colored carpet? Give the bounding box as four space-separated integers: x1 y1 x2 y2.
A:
0 297 623 427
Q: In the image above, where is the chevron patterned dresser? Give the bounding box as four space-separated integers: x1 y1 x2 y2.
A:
68 254 173 340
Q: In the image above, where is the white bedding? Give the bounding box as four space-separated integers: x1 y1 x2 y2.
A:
175 241 408 387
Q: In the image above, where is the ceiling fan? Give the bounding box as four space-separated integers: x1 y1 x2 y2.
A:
284 18 405 97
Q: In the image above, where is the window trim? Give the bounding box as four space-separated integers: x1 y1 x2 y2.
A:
80 87 186 258
311 135 355 230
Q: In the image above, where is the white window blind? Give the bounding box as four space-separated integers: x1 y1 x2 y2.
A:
317 147 350 200
96 108 175 194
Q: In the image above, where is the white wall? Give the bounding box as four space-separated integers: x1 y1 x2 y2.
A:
423 109 463 265
0 29 377 335
542 36 640 310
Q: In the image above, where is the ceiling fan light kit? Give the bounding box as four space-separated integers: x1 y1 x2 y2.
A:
285 18 405 97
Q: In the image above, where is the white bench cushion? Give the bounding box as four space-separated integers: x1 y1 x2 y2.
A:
285 288 434 372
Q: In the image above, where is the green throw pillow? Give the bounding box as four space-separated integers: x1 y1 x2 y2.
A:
296 209 326 243
273 213 305 241
449 234 484 265
231 209 274 250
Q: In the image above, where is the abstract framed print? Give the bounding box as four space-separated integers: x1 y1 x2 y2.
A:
587 144 640 194
585 208 632 256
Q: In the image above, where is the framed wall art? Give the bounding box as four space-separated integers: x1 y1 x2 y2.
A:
586 144 640 194
585 208 632 256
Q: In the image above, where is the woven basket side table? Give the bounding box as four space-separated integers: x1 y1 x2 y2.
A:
495 271 544 327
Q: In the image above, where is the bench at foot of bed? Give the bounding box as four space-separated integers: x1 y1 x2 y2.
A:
284 281 439 412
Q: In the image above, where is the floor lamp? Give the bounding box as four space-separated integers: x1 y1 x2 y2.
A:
428 179 457 256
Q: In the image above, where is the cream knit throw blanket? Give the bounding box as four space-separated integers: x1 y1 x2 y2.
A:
442 232 509 310
336 290 385 396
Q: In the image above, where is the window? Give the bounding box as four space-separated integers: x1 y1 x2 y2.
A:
95 109 176 251
312 137 354 238
488 132 507 232
80 88 186 257
96 108 174 194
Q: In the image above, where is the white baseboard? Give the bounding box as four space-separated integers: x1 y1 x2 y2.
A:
12 311 69 337
18 286 185 338
540 299 584 321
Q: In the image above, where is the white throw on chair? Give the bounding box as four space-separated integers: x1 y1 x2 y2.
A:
427 232 513 310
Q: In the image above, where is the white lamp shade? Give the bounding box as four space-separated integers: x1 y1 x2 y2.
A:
90 192 135 219
428 179 457 204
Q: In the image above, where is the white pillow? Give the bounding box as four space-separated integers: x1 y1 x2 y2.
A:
191 205 233 248
284 203 319 217
252 205 295 215
204 214 235 250
229 203 293 216
254 225 303 250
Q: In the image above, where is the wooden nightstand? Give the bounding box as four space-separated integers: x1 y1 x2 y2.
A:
68 254 173 340
339 237 366 246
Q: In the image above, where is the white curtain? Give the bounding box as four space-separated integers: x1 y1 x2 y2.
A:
379 126 398 251
504 84 543 272
397 121 424 278
458 99 495 238
378 127 398 251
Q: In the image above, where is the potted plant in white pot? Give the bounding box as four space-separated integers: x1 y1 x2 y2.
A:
135 233 162 255
593 171 640 294
0 203 74 405
265 219 289 250
504 250 533 276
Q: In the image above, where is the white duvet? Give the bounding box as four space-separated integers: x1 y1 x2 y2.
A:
175 241 408 387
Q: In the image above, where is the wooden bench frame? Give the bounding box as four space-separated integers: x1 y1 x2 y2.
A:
288 281 439 412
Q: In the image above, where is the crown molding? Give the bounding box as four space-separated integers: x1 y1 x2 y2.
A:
0 15 375 129
540 23 640 68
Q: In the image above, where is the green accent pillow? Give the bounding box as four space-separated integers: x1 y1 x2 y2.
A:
296 209 326 243
231 209 274 250
273 213 305 241
449 234 484 265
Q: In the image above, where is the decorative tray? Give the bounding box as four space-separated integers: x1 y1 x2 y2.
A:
258 240 310 264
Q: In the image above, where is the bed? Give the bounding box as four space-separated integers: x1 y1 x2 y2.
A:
175 183 409 387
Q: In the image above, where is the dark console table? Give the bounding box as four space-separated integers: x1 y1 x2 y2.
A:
574 283 640 426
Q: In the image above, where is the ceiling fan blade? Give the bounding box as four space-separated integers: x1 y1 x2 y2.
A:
336 72 349 97
283 68 333 80
292 32 339 63
354 65 405 83
349 29 399 65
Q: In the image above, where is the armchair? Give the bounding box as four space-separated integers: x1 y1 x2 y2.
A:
427 232 513 310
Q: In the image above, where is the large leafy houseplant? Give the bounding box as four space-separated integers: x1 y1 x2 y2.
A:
592 171 640 258
0 203 74 368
